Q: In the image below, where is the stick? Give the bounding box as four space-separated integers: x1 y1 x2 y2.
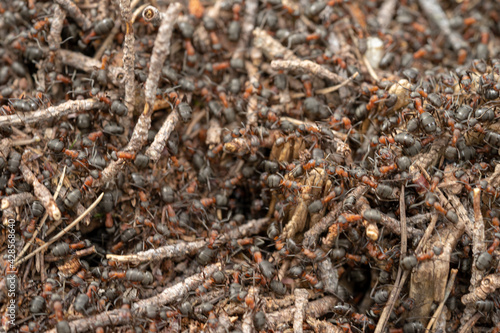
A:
318 257 339 296
303 185 367 249
0 99 103 127
0 138 12 158
374 185 408 333
418 0 468 52
457 313 482 333
95 3 182 187
461 273 500 304
306 318 344 333
293 289 309 333
377 0 397 29
47 4 65 53
144 4 182 112
45 263 220 333
14 166 66 266
145 111 179 162
20 159 61 221
107 240 205 264
471 188 486 287
252 28 297 60
271 59 346 84
1 192 35 210
266 296 337 326
232 0 258 60
54 0 91 31
117 0 136 117
14 193 104 266
427 269 458 331
106 217 269 264
58 49 125 86
460 188 487 326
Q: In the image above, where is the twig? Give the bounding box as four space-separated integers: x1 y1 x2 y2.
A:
11 136 41 146
105 217 269 264
293 289 309 333
54 0 92 31
1 192 35 210
117 0 136 118
241 314 254 333
107 240 205 264
457 313 482 333
252 28 296 60
418 0 468 52
471 188 486 287
58 49 125 86
461 188 487 326
318 257 339 296
271 59 346 84
377 0 397 29
245 61 261 128
415 214 438 254
45 263 220 333
306 318 344 333
144 4 182 112
14 192 104 267
304 185 367 249
266 296 337 326
20 158 61 221
374 185 408 333
462 273 500 304
0 99 103 127
15 166 66 266
47 4 65 54
95 3 182 186
2 207 15 226
0 138 12 158
233 0 258 60
145 111 180 162
427 269 458 331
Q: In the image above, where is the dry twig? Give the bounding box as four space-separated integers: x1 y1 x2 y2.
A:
20 158 61 221
253 28 296 60
266 296 337 327
271 59 346 84
45 264 221 333
106 217 270 264
293 289 309 333
1 192 35 210
418 0 468 52
427 269 458 331
304 185 367 249
14 167 66 266
233 0 258 60
462 273 500 304
106 240 205 264
54 0 91 31
117 0 136 117
14 193 104 266
145 110 180 162
318 257 339 296
306 318 344 333
0 99 103 127
58 49 125 86
95 3 182 186
374 185 408 333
